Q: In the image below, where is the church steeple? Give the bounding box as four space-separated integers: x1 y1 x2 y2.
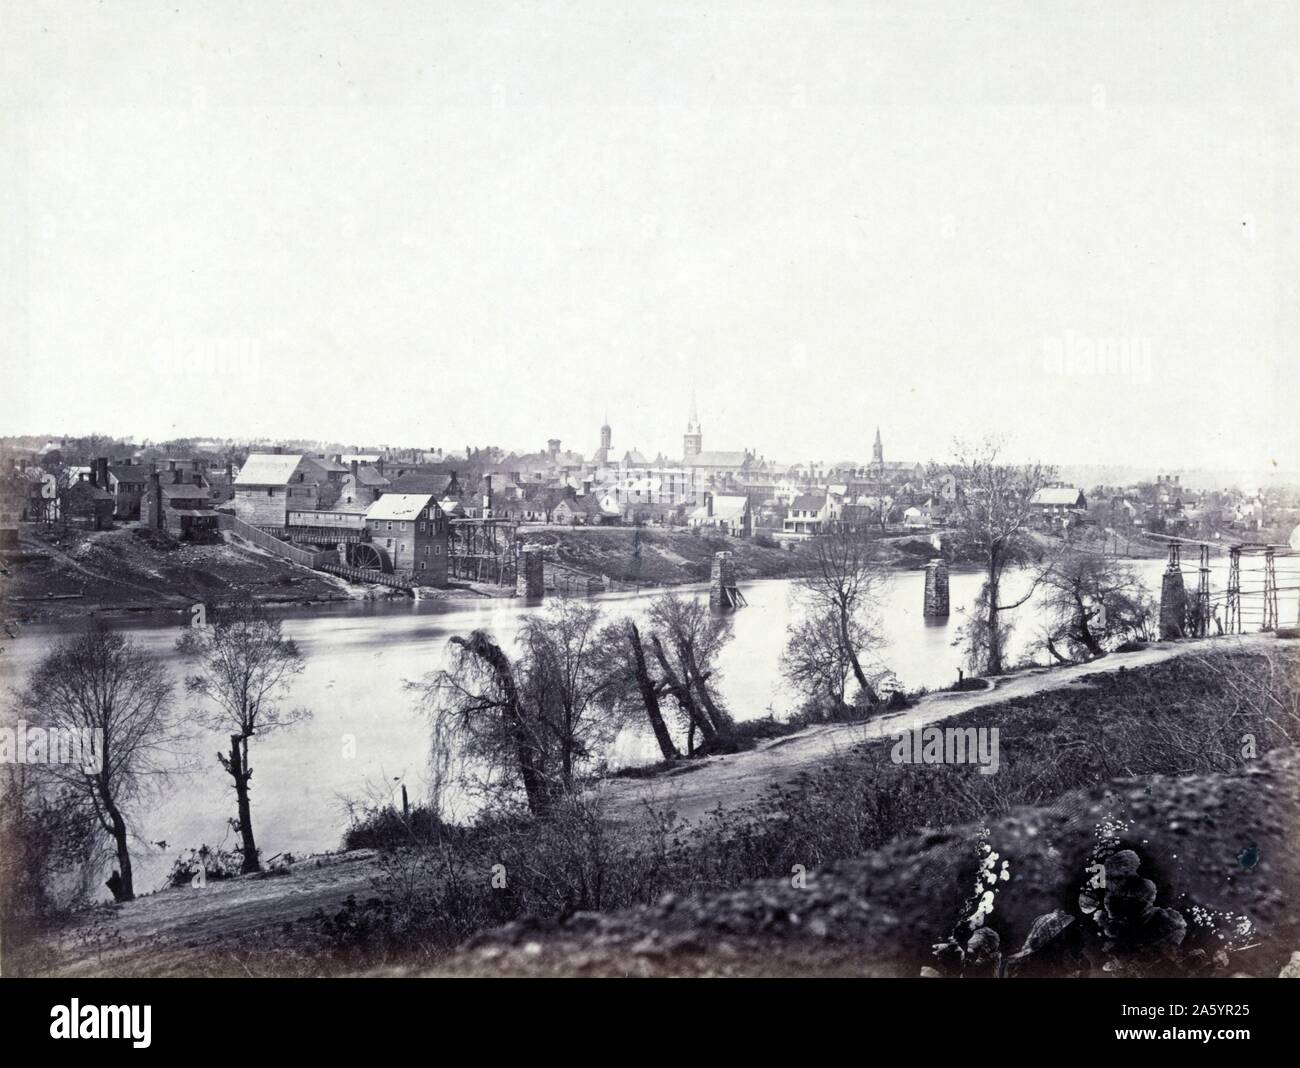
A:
872 426 883 465
684 391 703 458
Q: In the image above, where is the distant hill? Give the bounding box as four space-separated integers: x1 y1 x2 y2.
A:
1055 463 1299 494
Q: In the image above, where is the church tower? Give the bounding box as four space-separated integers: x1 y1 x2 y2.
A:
683 391 703 458
872 426 883 466
600 415 611 453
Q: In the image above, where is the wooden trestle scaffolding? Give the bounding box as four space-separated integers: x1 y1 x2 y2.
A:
1149 533 1299 635
448 518 518 584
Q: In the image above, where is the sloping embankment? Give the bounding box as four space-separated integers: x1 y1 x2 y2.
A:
434 746 1300 977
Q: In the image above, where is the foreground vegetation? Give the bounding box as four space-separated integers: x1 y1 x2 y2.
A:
244 644 1298 975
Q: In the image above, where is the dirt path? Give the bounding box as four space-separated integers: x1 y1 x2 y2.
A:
594 634 1284 826
43 634 1284 975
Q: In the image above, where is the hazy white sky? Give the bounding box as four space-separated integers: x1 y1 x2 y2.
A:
2 1 1295 472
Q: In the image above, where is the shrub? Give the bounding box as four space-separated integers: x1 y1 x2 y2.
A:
166 845 248 888
305 647 1299 972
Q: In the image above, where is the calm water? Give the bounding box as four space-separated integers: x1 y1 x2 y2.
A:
2 555 1265 893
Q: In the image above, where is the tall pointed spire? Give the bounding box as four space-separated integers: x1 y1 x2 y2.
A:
683 389 703 458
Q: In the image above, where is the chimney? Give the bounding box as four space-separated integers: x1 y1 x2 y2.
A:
97 457 109 488
168 459 177 473
484 474 493 516
148 471 163 530
706 492 714 517
173 468 182 484
225 460 233 481
350 460 359 481
376 456 385 476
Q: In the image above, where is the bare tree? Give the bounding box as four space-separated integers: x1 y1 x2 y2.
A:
517 599 620 792
589 617 681 761
429 602 624 815
435 629 554 816
932 439 1056 675
792 526 884 704
1036 547 1153 663
781 605 875 712
20 623 181 901
176 601 309 874
646 591 735 750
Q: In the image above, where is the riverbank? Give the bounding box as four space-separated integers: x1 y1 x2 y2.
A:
0 525 491 624
31 633 1293 977
2 520 1163 626
515 524 983 587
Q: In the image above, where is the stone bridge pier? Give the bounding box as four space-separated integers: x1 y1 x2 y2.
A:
923 558 950 618
1159 561 1187 638
709 551 745 609
516 543 545 601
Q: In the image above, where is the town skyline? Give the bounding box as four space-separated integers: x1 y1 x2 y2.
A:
6 406 1297 491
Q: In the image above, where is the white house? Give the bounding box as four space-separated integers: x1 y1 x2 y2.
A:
688 493 752 537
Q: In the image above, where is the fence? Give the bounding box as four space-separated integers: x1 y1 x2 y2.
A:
217 513 334 568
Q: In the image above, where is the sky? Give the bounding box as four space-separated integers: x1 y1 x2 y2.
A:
1 1 1296 474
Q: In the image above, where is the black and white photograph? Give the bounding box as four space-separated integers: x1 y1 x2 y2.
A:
1 0 1297 1040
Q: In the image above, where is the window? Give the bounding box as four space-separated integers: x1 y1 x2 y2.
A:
400 521 407 532
418 561 425 570
267 488 274 497
386 521 392 531
434 543 441 555
417 521 424 533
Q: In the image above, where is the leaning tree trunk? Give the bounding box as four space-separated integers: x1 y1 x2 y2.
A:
651 635 716 747
629 623 679 759
451 633 552 816
840 611 879 705
228 734 261 873
682 644 735 741
102 793 135 901
1073 590 1105 657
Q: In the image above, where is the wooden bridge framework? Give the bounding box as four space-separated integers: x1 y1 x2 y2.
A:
1151 533 1298 635
448 518 518 584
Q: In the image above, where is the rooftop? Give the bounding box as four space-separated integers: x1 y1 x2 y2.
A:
365 493 439 522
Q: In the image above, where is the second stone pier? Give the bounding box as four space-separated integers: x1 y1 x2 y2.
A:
923 557 950 618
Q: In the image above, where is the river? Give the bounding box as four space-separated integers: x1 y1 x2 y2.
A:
1 555 1270 893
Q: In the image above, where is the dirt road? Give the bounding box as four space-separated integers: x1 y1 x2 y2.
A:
595 635 1284 826
43 634 1285 975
